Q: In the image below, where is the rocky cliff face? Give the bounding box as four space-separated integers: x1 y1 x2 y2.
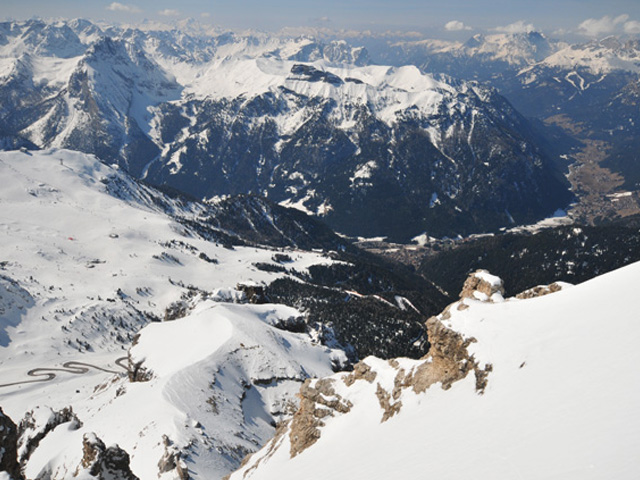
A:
233 270 500 472
0 407 23 480
77 433 139 480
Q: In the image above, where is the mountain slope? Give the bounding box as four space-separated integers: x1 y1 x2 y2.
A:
364 30 640 225
229 262 640 480
143 60 570 240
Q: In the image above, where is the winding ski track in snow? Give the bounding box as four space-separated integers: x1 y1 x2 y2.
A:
0 357 129 388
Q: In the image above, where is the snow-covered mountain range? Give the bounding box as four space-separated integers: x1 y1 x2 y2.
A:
363 28 640 221
378 31 564 74
0 19 572 240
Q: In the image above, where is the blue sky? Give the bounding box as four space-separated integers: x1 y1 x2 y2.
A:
4 0 640 36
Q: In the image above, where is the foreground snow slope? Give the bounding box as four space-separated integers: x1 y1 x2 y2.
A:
231 262 640 480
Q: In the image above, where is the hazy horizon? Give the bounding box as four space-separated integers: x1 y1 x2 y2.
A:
3 0 640 40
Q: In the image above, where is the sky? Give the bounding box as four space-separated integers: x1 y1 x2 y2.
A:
3 0 640 38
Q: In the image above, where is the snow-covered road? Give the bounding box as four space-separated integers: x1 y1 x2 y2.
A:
0 358 128 388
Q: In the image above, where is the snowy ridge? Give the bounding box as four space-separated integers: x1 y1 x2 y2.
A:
230 262 640 480
0 19 466 138
17 301 345 480
390 31 564 67
532 37 640 74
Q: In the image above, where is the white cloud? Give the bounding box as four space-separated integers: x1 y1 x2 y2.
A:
444 20 471 32
106 2 142 14
200 12 211 18
158 9 180 17
309 16 331 24
578 14 629 36
623 20 640 35
491 20 536 34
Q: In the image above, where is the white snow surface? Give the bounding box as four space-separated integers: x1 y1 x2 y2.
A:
473 269 502 288
0 149 345 479
539 39 640 74
230 262 640 480
393 32 565 67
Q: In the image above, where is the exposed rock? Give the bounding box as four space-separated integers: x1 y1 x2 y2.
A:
516 282 565 299
437 269 505 319
127 338 152 382
368 312 492 423
418 316 480 391
127 358 152 382
0 406 24 480
342 361 377 387
288 378 352 457
396 270 502 397
17 406 82 466
459 269 505 302
157 435 190 480
375 383 402 422
78 432 139 480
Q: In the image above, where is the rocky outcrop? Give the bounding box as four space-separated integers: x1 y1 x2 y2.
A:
286 303 492 450
366 311 493 424
422 316 492 393
516 282 565 299
459 270 505 302
17 406 82 466
157 435 189 480
78 432 139 480
127 335 152 382
288 378 353 458
223 376 353 479
231 271 501 473
0 407 24 480
287 270 499 434
438 270 505 321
